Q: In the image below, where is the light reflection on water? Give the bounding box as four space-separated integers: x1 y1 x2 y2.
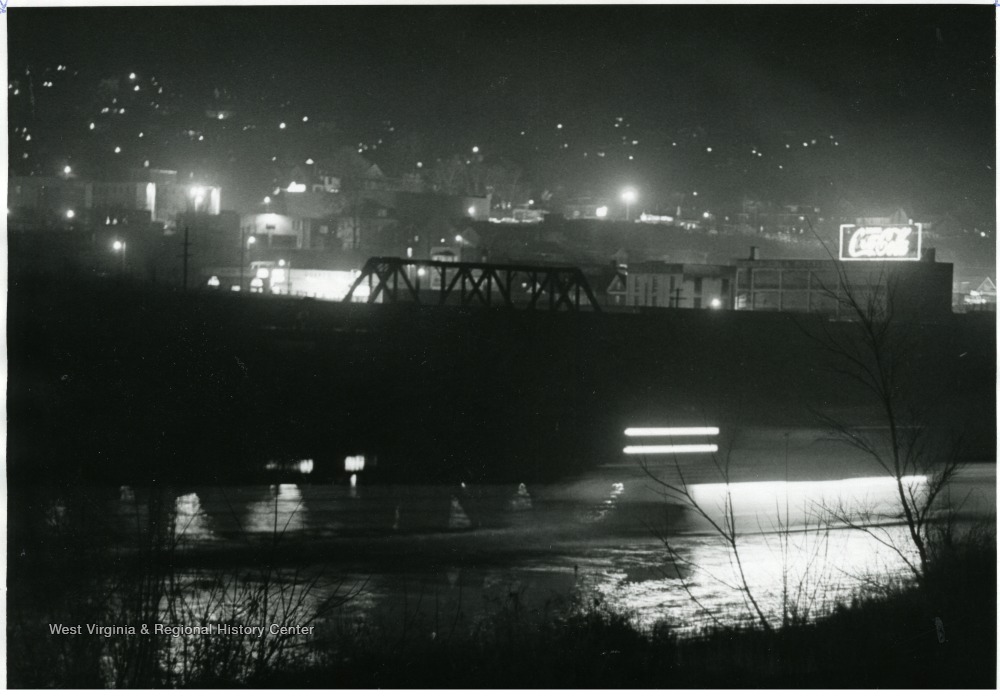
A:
243 484 308 535
593 526 919 632
595 475 932 630
174 493 216 541
37 466 995 639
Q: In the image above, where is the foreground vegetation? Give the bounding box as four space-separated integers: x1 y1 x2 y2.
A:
256 530 997 689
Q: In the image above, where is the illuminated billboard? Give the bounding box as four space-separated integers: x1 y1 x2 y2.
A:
839 224 922 262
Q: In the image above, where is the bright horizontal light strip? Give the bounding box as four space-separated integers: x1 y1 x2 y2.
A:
624 427 720 437
623 444 719 455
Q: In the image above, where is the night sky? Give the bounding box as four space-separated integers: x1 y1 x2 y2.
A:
7 5 996 219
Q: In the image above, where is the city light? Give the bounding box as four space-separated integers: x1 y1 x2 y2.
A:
263 196 270 204
624 427 720 437
345 455 366 473
621 188 638 220
468 207 475 216
287 182 306 193
455 235 463 243
207 276 220 288
710 298 722 309
247 235 256 245
596 206 608 218
112 240 124 251
472 145 479 153
65 210 75 219
623 444 719 455
63 165 72 175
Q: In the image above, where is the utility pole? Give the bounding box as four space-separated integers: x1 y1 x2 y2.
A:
181 225 192 291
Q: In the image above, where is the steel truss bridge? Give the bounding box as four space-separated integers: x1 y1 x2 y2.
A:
343 257 602 311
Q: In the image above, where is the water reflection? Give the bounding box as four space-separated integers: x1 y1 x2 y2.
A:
22 466 991 644
588 482 626 523
244 484 308 535
174 492 216 542
594 525 919 632
687 475 929 531
595 475 930 631
448 496 471 529
510 483 532 511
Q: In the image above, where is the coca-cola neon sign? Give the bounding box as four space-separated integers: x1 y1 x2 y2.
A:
839 224 922 261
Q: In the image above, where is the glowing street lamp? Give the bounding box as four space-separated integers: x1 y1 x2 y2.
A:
621 188 638 221
65 209 75 220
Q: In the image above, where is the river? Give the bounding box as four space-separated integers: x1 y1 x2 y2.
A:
31 459 995 638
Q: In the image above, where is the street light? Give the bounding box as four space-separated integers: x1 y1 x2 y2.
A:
621 188 638 221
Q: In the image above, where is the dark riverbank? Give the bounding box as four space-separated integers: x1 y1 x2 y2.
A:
8 272 994 486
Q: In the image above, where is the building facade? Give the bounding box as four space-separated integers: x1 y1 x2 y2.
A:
624 262 736 309
733 251 953 317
